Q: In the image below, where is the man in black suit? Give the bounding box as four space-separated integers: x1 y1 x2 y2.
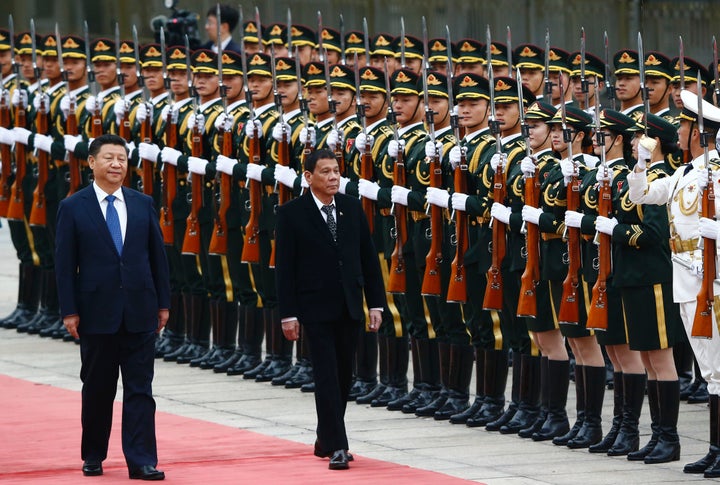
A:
56 134 170 480
276 149 386 470
202 4 243 54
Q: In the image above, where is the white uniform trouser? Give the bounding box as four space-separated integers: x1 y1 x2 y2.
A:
679 299 720 395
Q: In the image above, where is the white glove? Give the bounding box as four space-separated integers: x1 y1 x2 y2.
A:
388 139 405 158
699 217 720 240
299 126 316 146
565 210 583 228
244 119 262 138
691 260 704 279
188 113 206 134
449 146 464 169
426 187 450 208
246 162 264 181
136 102 153 125
560 157 577 183
358 178 380 201
595 215 618 235
391 185 411 206
355 133 374 154
490 153 507 172
216 154 237 175
59 95 71 117
161 104 180 124
596 167 613 183
160 146 182 166
697 168 712 191
300 174 309 189
451 192 469 212
126 141 136 155
213 112 233 132
113 98 127 120
521 205 543 225
425 140 442 159
85 95 101 114
64 134 83 153
339 176 350 194
520 156 536 176
187 156 208 175
491 202 512 224
0 89 9 107
327 129 343 152
138 142 161 162
271 121 292 142
32 92 50 112
0 126 15 146
11 89 28 107
13 127 33 145
274 164 297 188
33 133 53 153
636 135 657 171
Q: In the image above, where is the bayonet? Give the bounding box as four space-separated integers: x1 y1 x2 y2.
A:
679 36 686 91
507 26 513 74
544 28 552 98
184 34 197 116
83 20 96 96
487 25 501 155
237 9 254 120
254 7 262 53
400 17 406 69
216 4 226 112
638 31 649 136
714 36 720 107
383 56 399 141
295 47 308 129
353 52 366 135
160 27 171 100
115 23 124 99
558 72 574 168
421 16 434 145
317 11 324 62
30 19 41 87
580 27 589 109
339 14 346 65
287 8 292 57
9 15 18 82
517 68 530 158
363 18 371 67
133 25 148 99
698 69 709 157
323 47 338 133
56 24 66 83
604 31 615 110
269 44 283 118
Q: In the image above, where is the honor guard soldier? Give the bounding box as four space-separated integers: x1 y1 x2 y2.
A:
547 47 572 107
263 22 288 58
344 31 365 67
515 43 545 99
613 49 644 122
319 27 342 65
289 24 316 65
369 33 395 71
391 35 423 75
1 31 41 333
485 41 511 78
427 37 453 73
414 70 475 421
629 90 720 473
670 56 710 111
325 63 361 178
241 19 262 55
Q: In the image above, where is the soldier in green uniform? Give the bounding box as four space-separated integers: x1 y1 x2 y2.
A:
454 38 484 77
289 24 316 65
515 43 545 100
1 31 41 332
368 33 396 72
516 101 571 442
542 106 606 449
613 49 644 122
569 51 605 113
547 47 572 107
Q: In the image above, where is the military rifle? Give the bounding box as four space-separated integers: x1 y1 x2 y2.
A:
29 18 49 227
159 26 176 244
181 34 202 256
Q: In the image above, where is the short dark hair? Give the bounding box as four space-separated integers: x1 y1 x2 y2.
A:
304 149 336 173
207 5 239 33
89 134 128 158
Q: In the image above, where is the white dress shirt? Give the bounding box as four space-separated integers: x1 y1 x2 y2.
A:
93 182 127 243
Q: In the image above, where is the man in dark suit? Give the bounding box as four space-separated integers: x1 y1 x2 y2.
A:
56 134 170 480
202 4 243 54
276 149 386 470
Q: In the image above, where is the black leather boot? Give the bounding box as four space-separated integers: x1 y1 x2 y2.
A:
358 334 389 404
629 380 660 460
214 303 246 373
644 380 681 464
200 300 238 369
349 331 378 400
567 365 605 449
467 349 508 427
590 372 623 453
191 300 220 367
607 373 645 456
521 356 549 439
674 335 693 399
155 293 184 356
177 295 210 364
228 307 263 376
450 346 484 424
532 359 570 441
554 364 585 446
389 336 422 411
0 263 27 328
685 394 718 473
373 335 408 407
486 352 518 432
399 338 440 413
243 308 273 379
256 309 293 381
163 293 194 362
286 329 314 388
415 341 450 417
434 343 473 420
15 264 43 332
23 268 58 334
500 354 541 434
2 263 39 329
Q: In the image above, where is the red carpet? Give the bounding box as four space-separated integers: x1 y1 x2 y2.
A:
0 374 477 484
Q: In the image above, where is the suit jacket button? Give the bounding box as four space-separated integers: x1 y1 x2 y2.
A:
338 261 343 267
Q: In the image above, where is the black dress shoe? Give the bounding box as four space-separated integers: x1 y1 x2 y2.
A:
82 460 103 476
129 465 165 480
328 450 350 470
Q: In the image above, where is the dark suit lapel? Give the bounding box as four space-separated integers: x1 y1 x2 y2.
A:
302 191 335 245
334 195 349 245
122 188 139 250
80 185 118 255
